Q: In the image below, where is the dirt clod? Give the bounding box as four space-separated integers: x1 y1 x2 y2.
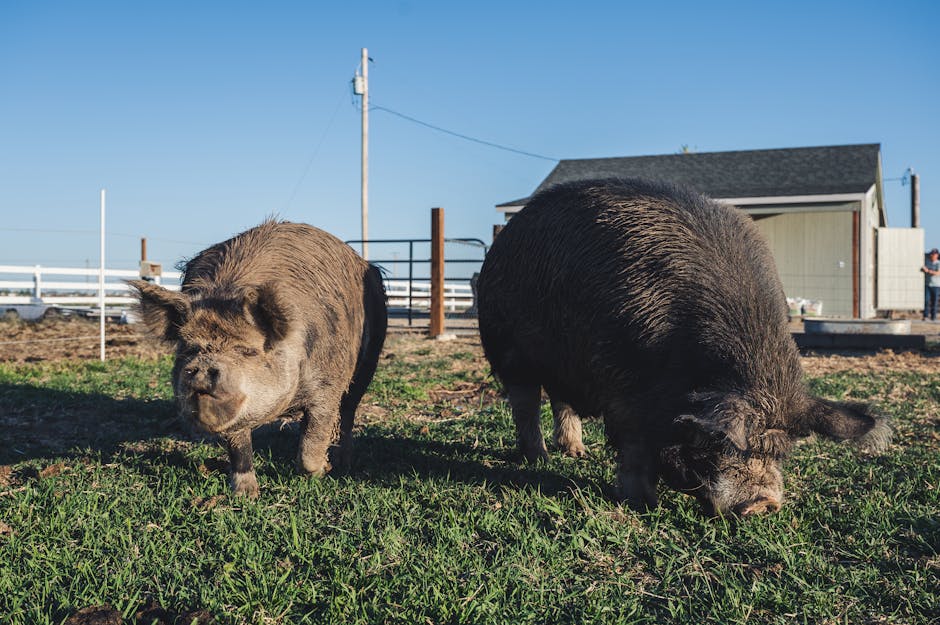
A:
63 605 122 625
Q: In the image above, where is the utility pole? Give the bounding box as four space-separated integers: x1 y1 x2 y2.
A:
911 170 920 228
353 48 369 260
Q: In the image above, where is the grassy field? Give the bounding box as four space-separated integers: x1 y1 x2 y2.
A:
0 335 937 624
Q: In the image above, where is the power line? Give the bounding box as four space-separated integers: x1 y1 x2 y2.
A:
0 227 205 247
283 88 347 213
371 104 558 162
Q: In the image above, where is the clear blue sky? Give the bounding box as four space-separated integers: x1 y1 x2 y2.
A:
1 1 937 270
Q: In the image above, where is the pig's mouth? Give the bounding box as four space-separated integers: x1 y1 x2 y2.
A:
181 389 246 433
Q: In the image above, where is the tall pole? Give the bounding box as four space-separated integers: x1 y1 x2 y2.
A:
99 189 106 362
911 172 920 228
360 47 369 260
430 207 445 337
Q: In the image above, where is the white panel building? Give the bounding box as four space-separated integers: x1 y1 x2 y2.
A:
496 144 921 319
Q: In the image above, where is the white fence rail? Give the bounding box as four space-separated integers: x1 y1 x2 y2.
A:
385 279 474 312
0 264 182 308
0 265 475 314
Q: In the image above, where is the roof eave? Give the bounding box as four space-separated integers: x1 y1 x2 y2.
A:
716 192 870 206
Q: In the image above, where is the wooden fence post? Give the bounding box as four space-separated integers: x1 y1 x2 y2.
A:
430 207 445 337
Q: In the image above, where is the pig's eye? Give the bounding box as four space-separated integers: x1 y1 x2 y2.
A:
236 346 259 357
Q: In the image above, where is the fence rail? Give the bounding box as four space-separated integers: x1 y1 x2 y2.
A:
385 279 473 312
0 265 475 315
0 264 182 309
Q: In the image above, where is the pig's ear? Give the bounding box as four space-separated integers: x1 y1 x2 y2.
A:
675 414 748 451
245 285 292 344
805 398 892 452
127 280 190 342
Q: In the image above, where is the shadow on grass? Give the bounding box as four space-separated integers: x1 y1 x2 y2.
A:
0 382 182 466
343 430 610 498
0 381 603 500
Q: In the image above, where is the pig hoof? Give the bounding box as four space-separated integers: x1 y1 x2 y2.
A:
559 441 587 458
229 472 260 499
297 458 332 478
617 475 658 510
520 443 549 464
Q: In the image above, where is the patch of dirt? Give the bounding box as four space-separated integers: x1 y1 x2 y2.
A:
800 348 940 376
5 318 938 381
0 317 171 363
39 462 68 479
63 606 123 625
63 603 216 625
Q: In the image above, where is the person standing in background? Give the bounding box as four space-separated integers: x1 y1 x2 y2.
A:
922 248 940 321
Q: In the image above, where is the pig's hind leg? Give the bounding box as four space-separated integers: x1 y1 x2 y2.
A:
550 397 587 458
296 394 343 478
332 298 388 472
333 385 367 472
506 383 549 463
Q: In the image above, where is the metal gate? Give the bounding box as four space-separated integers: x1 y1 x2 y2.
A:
345 238 488 328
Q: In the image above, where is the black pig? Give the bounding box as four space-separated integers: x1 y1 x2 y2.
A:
477 179 888 516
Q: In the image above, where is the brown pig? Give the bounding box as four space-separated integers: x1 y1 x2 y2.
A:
131 220 386 497
477 179 889 516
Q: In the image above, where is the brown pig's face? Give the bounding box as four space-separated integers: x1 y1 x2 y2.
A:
130 281 297 434
173 315 296 433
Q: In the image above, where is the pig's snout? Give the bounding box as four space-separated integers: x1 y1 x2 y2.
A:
733 496 782 517
184 364 222 396
180 363 246 432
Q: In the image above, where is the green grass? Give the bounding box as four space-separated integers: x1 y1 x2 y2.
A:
0 345 937 624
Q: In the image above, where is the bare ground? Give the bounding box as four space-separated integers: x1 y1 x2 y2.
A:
2 316 939 375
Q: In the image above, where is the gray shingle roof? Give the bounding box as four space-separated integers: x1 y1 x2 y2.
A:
499 144 881 207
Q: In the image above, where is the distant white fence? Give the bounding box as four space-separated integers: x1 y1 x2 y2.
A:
0 265 182 309
385 279 474 312
0 265 474 314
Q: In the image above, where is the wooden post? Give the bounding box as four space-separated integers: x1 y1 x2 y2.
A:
141 237 147 261
911 173 920 228
430 207 445 337
852 210 860 318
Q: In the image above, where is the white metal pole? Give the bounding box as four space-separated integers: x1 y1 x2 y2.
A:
361 47 369 260
99 188 106 362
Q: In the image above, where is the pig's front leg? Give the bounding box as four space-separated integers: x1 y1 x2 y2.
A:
224 429 259 498
608 415 658 510
616 438 658 510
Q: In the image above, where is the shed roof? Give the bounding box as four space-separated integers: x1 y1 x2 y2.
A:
497 143 882 207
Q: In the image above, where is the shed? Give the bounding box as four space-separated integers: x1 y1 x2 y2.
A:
496 144 922 319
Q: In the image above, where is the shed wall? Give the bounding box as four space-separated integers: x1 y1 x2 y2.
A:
753 211 854 317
